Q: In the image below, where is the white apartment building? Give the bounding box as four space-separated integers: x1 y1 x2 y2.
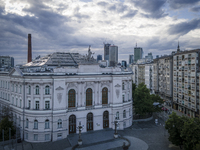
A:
173 49 200 118
0 52 133 143
145 64 154 94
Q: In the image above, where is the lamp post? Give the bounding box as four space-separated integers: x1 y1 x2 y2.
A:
114 117 119 138
77 122 84 145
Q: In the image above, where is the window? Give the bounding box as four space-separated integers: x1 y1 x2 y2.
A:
45 86 50 95
28 85 31 95
16 85 18 93
45 101 50 109
12 97 14 104
86 88 92 106
8 82 9 89
102 87 108 104
122 95 125 102
116 111 119 120
26 119 29 128
122 82 125 90
35 101 39 110
45 119 49 129
20 99 22 107
34 134 38 141
25 133 28 140
123 110 126 118
129 108 131 116
16 98 18 106
8 94 10 101
19 85 22 94
28 100 31 109
123 122 126 128
45 134 50 141
35 86 39 95
68 89 75 107
12 84 14 92
58 119 62 128
19 117 21 126
34 120 38 129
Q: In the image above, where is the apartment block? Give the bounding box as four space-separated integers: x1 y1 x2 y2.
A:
173 50 200 118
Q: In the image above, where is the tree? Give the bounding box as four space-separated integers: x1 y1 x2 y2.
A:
132 83 137 100
133 83 153 115
181 118 200 150
165 112 188 149
0 117 15 141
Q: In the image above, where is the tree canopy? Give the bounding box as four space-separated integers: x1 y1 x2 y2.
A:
0 117 15 141
133 83 163 115
165 112 200 150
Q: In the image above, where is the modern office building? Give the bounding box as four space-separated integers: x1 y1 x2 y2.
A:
173 49 200 118
0 51 133 143
129 55 134 64
145 53 153 61
109 45 118 67
121 60 127 68
97 55 102 62
134 47 143 63
104 43 111 61
0 56 14 71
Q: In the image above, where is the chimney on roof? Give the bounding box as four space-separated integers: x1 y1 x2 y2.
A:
27 34 32 63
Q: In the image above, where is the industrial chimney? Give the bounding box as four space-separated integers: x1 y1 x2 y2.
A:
27 34 32 63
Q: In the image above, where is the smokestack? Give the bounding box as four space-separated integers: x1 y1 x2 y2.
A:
27 34 32 63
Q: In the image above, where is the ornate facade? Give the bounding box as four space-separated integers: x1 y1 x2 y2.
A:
0 52 133 142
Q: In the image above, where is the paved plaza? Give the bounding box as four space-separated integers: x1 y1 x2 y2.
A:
0 113 180 150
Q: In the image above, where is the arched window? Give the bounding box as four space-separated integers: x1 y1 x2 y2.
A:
122 82 125 90
102 87 108 104
116 111 119 120
45 119 49 129
35 86 39 95
26 119 29 128
34 120 38 129
87 113 93 131
123 110 126 118
45 86 50 95
86 88 92 106
69 115 76 134
28 85 31 95
68 89 75 108
58 119 62 128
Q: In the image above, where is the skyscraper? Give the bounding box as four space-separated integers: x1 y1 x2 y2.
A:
109 45 118 67
104 43 111 61
97 55 102 62
129 55 134 64
134 46 143 63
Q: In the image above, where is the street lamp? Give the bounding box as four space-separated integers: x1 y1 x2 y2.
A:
77 122 84 145
114 117 119 138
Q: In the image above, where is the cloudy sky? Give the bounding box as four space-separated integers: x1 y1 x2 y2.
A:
0 0 200 65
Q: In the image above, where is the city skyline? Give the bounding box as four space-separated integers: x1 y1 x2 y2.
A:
0 0 200 65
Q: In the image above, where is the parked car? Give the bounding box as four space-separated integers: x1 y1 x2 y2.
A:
161 107 168 111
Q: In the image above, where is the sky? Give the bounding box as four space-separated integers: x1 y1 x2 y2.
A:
0 0 200 65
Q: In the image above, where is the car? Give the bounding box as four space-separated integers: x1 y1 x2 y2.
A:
161 107 168 111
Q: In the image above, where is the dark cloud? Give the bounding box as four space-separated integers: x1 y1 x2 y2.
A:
168 18 200 36
121 10 138 18
97 1 109 7
130 0 167 18
190 6 200 12
167 0 200 9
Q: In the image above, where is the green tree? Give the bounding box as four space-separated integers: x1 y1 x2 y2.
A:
132 83 137 99
0 117 15 141
133 83 153 115
165 112 188 149
181 118 200 150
